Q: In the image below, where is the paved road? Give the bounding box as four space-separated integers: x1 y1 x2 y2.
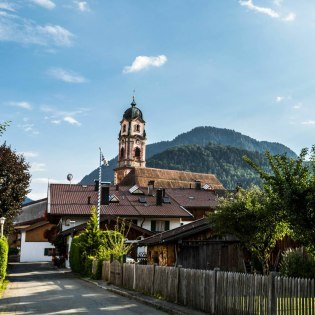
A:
0 262 167 315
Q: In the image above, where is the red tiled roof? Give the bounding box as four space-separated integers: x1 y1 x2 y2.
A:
48 184 194 218
120 167 225 190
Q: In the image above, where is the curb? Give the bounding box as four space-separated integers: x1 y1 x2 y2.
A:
81 277 201 315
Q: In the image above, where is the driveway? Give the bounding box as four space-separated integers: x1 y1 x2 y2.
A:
0 262 167 314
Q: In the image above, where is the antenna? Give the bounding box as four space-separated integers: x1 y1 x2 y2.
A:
67 173 73 186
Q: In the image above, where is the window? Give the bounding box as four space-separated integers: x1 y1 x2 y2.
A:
135 147 141 158
44 248 54 256
122 124 126 132
120 147 125 159
134 124 140 132
150 220 170 232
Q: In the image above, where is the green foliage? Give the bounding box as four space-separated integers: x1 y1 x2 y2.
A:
0 121 10 137
280 248 315 278
0 143 31 235
208 187 290 274
69 236 82 274
244 147 315 253
69 206 133 277
0 237 9 283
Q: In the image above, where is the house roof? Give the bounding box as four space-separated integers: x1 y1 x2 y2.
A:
119 167 225 190
48 184 194 218
138 218 211 246
15 198 47 226
59 216 153 237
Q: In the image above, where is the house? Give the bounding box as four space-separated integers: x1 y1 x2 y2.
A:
12 199 56 262
138 218 244 272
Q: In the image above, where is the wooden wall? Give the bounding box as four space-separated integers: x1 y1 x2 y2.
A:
25 223 55 242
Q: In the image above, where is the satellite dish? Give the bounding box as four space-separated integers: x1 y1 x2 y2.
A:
67 174 73 184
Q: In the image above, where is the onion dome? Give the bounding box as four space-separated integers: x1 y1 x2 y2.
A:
123 97 144 121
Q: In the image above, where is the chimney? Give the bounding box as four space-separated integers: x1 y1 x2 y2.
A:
148 180 155 196
195 180 201 190
87 196 91 205
101 186 110 205
94 180 99 192
162 188 166 197
156 188 163 206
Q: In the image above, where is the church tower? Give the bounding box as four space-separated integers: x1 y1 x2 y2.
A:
114 97 146 184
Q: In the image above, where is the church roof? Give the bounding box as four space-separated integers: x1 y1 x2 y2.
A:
123 97 144 121
119 167 225 190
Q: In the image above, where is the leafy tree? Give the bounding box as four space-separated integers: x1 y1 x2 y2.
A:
0 143 31 234
244 148 315 252
208 187 290 274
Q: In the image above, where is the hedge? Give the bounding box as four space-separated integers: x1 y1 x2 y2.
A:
0 236 8 283
69 236 81 274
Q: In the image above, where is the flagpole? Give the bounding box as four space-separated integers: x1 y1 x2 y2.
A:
97 147 102 228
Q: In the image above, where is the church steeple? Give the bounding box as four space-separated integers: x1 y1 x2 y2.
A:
114 96 147 184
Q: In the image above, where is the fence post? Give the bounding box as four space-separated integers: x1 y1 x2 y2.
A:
151 263 157 295
175 265 181 303
211 268 220 315
133 263 137 290
268 272 277 315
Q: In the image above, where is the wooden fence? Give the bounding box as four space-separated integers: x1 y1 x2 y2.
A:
97 261 315 314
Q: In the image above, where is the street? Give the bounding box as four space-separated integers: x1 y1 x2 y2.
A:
0 262 167 314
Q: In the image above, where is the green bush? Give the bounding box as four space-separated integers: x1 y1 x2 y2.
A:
69 236 82 274
0 237 9 283
280 247 315 278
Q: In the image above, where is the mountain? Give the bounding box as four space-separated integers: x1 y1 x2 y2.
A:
23 197 33 205
80 126 297 185
148 143 270 189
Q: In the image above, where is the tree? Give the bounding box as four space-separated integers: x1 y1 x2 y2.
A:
208 187 290 274
0 143 31 234
244 148 315 252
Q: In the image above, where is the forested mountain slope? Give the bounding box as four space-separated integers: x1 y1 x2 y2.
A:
80 126 296 185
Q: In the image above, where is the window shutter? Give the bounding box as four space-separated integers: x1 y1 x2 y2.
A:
165 221 170 231
151 220 156 232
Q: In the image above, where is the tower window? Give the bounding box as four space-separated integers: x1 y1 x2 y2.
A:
123 124 126 132
120 147 125 159
134 124 140 132
135 147 141 158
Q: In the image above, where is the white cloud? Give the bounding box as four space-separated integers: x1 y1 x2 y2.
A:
239 0 280 18
0 11 74 47
283 12 296 22
276 96 284 103
19 123 39 135
51 119 61 124
239 0 295 22
47 67 87 83
75 1 90 12
64 116 81 126
123 55 167 73
18 151 39 158
0 2 16 11
293 103 302 110
302 120 315 125
9 101 32 110
31 162 46 172
31 0 56 10
273 0 283 6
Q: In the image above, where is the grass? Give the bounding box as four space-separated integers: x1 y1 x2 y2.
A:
0 279 9 298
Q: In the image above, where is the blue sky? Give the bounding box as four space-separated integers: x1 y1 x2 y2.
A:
1 0 315 199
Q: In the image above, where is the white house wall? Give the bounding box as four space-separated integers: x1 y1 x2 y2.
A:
20 231 55 262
